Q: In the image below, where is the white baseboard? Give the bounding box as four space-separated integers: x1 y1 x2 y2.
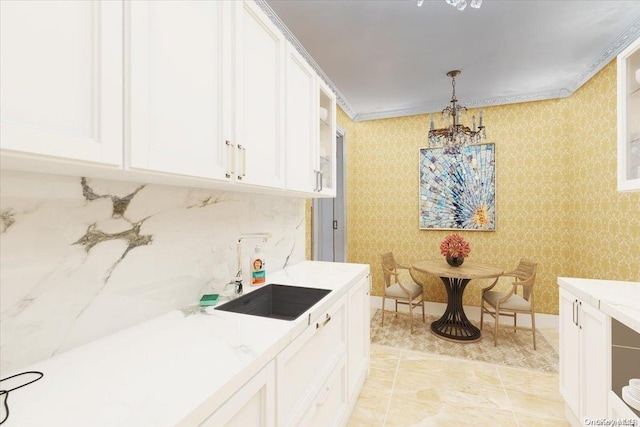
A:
369 295 558 329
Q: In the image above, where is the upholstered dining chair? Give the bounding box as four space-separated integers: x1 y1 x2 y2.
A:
480 258 539 349
380 251 425 334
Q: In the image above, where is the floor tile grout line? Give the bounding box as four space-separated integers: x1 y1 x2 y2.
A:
372 342 557 378
495 364 521 427
381 348 403 427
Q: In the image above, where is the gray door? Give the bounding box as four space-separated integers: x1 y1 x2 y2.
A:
313 130 346 262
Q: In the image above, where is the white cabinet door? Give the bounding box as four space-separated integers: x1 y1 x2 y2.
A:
347 274 371 401
285 43 317 194
559 287 609 425
616 35 640 192
559 288 580 419
128 0 231 180
579 301 609 421
0 0 123 166
300 357 348 427
277 296 347 426
197 361 275 427
317 79 337 197
234 0 285 189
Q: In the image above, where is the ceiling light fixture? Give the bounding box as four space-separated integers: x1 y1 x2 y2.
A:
417 0 482 11
428 70 486 154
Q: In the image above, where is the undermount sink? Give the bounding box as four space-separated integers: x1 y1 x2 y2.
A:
215 284 331 321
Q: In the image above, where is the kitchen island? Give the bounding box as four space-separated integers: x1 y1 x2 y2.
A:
4 261 370 426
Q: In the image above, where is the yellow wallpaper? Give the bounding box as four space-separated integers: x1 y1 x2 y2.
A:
305 199 312 260
337 61 640 314
566 61 640 283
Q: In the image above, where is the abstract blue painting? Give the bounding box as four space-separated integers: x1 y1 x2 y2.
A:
419 143 495 230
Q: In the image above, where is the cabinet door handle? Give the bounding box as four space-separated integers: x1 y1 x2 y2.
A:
225 140 235 178
315 385 331 406
316 313 331 329
572 300 577 326
318 171 323 192
578 301 582 329
237 144 247 180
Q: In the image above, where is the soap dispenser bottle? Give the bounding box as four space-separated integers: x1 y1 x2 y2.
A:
250 245 266 286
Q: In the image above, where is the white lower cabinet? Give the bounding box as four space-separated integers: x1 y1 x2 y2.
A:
608 390 640 422
198 361 275 427
277 295 348 426
559 287 610 426
183 269 370 427
347 274 371 402
299 357 348 427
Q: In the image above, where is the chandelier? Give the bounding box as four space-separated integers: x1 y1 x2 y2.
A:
417 0 482 11
428 70 486 154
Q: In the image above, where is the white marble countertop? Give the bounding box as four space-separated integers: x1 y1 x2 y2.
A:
4 261 369 426
557 277 640 333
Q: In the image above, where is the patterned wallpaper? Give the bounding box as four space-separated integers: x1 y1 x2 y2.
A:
567 61 640 284
338 60 640 314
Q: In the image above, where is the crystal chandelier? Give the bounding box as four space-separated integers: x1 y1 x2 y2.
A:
428 70 486 154
417 0 482 11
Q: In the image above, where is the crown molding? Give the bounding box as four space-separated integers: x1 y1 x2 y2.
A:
565 15 640 95
254 0 358 121
256 1 640 124
353 88 571 122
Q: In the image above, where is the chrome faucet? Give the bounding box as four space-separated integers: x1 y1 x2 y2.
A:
226 232 271 296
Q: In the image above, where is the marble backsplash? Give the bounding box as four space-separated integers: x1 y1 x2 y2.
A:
0 170 306 373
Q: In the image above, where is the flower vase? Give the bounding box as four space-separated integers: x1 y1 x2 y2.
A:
446 255 464 267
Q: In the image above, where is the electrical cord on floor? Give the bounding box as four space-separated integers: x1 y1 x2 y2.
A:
0 371 44 425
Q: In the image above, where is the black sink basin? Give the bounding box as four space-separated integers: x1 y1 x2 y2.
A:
215 284 331 321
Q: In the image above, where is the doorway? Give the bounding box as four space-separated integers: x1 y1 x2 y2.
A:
312 127 347 262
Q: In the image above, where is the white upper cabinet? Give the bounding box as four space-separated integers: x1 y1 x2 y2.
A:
317 80 337 197
1 0 334 197
233 0 286 190
0 0 123 166
617 35 640 192
128 0 231 180
285 45 338 197
285 43 318 194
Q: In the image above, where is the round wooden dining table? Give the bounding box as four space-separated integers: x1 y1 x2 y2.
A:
412 260 503 342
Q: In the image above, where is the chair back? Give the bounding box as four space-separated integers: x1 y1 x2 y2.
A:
380 252 398 288
510 258 538 302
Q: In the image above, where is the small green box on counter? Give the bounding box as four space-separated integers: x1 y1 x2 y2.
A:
199 294 219 307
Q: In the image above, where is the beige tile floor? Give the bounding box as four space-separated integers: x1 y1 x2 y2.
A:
348 328 568 427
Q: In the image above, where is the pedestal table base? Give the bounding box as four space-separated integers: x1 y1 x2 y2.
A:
430 276 481 342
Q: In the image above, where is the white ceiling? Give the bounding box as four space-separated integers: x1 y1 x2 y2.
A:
261 0 640 121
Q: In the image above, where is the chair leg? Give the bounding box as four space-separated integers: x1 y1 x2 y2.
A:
494 308 499 347
514 313 517 332
480 302 484 330
409 300 414 334
381 296 385 327
531 311 537 350
395 300 398 316
421 296 425 323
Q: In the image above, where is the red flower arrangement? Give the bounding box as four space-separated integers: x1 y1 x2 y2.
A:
439 233 471 259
